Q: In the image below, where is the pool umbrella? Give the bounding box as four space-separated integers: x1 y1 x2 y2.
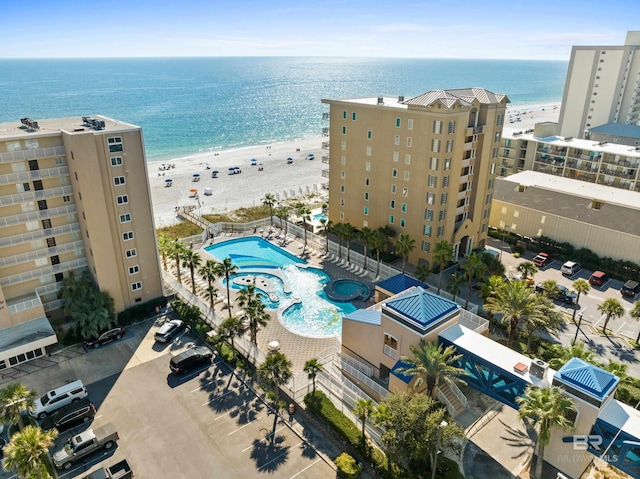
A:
165 178 173 187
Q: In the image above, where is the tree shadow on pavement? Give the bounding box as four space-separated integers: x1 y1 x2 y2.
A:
250 435 290 472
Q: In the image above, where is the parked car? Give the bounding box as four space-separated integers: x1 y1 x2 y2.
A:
589 271 609 287
532 252 552 268
53 422 119 470
621 280 640 298
30 380 88 420
81 459 133 479
84 327 126 349
561 261 581 276
154 320 186 343
169 347 213 375
535 283 578 304
40 397 96 432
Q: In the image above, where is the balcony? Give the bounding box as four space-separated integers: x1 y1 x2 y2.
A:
322 112 330 121
0 166 69 186
322 141 330 149
383 344 397 360
0 185 74 207
0 204 77 228
0 257 88 287
321 155 329 164
0 239 84 268
0 222 80 248
322 169 329 178
0 146 66 164
321 127 329 137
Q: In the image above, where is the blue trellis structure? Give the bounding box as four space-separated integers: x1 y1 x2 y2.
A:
589 419 640 477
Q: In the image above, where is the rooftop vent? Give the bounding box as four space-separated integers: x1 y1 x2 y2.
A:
20 118 40 130
398 95 405 102
82 116 106 130
377 97 384 105
530 359 549 379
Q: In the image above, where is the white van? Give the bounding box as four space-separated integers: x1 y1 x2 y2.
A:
30 380 88 419
561 261 581 276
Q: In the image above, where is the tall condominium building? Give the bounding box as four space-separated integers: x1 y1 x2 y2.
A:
558 30 640 140
0 116 163 371
321 88 509 267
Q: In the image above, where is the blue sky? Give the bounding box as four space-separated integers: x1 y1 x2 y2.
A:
1 0 636 59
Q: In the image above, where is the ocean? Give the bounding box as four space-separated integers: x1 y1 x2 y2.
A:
0 57 567 162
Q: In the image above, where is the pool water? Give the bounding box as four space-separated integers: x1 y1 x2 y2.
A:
333 280 371 297
313 213 328 222
206 237 355 337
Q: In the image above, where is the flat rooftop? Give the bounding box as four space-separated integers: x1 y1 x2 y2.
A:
0 115 139 141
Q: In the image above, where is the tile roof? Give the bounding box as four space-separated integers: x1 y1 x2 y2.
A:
376 273 429 295
404 88 508 109
555 357 619 400
385 287 458 333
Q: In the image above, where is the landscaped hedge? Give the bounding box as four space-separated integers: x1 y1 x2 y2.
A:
117 296 168 326
171 299 212 341
304 391 361 446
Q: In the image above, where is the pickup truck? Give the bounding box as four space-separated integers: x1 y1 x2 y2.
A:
53 422 119 470
532 252 552 267
81 459 134 479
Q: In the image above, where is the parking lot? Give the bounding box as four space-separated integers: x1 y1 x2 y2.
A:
0 318 335 479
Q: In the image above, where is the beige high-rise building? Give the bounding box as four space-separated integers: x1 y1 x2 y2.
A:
0 115 163 371
558 30 640 140
321 88 509 267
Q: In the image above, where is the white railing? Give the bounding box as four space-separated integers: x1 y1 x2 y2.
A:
341 353 373 376
8 297 42 314
0 204 77 228
341 359 389 398
43 298 66 312
0 257 87 287
437 388 456 416
458 309 489 334
36 281 63 296
383 344 397 359
0 185 74 206
0 222 80 248
0 166 69 185
0 146 66 164
449 380 468 408
0 240 84 267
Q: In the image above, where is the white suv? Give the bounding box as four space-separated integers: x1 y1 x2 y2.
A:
30 380 88 420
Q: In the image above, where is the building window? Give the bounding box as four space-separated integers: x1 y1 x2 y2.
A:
389 215 394 224
427 193 435 204
391 184 396 193
490 163 496 175
352 112 357 121
114 176 126 186
383 333 398 358
424 225 431 237
430 157 438 170
129 265 140 275
442 176 449 187
425 209 433 221
367 130 372 139
340 198 345 207
341 141 347 150
365 161 371 171
55 157 64 165
433 120 442 134
123 231 134 241
440 193 448 205
341 171 346 179
402 187 408 197
343 111 347 119
366 146 372 156
131 281 142 291
119 213 132 223
488 179 494 190
126 248 137 258
401 203 407 212
483 208 489 219
428 175 437 187
394 135 400 145
393 152 399 162
492 147 498 158
108 137 123 153
448 121 455 134
444 158 451 170
364 207 369 215
341 155 346 165
497 114 503 126
404 154 411 164
482 223 487 233
341 185 345 193
340 212 344 220
365 177 370 186
486 194 492 205
432 139 440 152
390 200 395 209
406 137 412 147
422 241 430 252
446 140 453 153
395 118 401 128
400 219 405 228
404 171 410 181
407 119 413 130
392 168 398 178
437 226 444 237
110 157 123 166
117 195 129 205
494 132 501 142
342 126 346 135
63 195 71 202
439 210 446 221
364 192 369 201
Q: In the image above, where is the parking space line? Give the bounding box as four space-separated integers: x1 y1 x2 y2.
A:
241 425 287 452
289 458 322 479
201 386 243 406
227 415 264 435
616 321 627 334
257 441 303 471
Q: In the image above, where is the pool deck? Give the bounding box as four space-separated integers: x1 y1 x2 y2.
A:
177 233 374 374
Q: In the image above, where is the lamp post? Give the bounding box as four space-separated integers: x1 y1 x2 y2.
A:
499 225 511 261
573 312 584 344
431 420 448 479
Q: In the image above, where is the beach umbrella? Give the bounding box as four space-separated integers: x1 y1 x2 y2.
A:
307 153 315 160
193 173 200 177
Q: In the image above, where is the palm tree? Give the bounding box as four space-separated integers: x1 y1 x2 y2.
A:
598 297 625 335
631 301 640 344
2 425 58 479
342 223 356 264
181 249 202 295
517 386 575 479
571 278 590 324
276 206 289 236
462 252 486 309
370 229 386 277
521 297 564 353
548 341 596 370
169 239 187 284
480 275 506 301
484 280 543 347
373 403 395 469
198 259 220 308
333 223 346 260
215 258 237 318
258 351 293 443
433 240 454 294
396 340 467 399
0 383 36 430
236 284 271 344
295 203 312 249
318 218 333 255
262 193 276 226
395 234 416 273
517 261 538 284
303 359 323 396
157 233 171 271
539 279 561 300
602 359 628 380
352 398 374 452
359 226 374 271
446 272 466 301
216 316 246 362
414 264 431 283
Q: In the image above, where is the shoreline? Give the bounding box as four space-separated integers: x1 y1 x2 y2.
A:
149 102 560 229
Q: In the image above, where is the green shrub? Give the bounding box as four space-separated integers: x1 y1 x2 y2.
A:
117 296 168 326
335 452 362 479
304 391 360 447
171 300 212 342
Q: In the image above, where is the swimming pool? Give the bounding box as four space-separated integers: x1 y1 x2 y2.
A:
313 213 328 222
205 237 354 337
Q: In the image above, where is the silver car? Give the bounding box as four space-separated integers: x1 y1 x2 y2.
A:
154 320 186 343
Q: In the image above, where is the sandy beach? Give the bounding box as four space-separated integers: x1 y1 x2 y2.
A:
149 103 561 228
